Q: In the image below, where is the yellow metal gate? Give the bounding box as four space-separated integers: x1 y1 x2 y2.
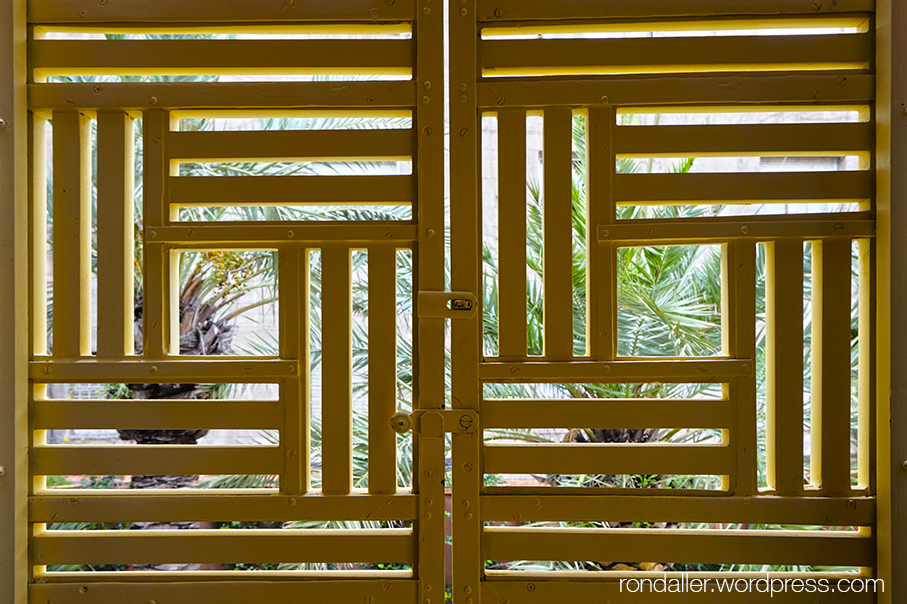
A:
0 0 898 602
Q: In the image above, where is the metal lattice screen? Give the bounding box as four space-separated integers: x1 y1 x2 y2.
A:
22 0 878 602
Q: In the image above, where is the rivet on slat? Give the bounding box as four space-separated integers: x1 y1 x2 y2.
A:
149 366 158 375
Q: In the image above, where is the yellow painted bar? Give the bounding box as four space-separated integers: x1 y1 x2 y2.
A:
29 81 417 112
480 495 874 525
614 122 874 156
29 359 298 382
32 445 281 476
0 1 29 601
478 75 875 108
481 359 750 381
811 238 855 494
449 2 483 601
496 109 528 357
33 529 413 565
733 243 758 496
278 245 306 495
168 128 413 162
482 399 733 429
484 443 733 475
31 581 418 604
320 247 353 496
149 225 418 246
586 106 615 360
482 579 874 604
413 7 452 604
477 0 871 20
28 0 416 23
30 493 418 523
32 39 413 78
95 111 135 357
368 246 398 495
51 111 91 358
542 108 574 360
615 171 873 204
141 110 173 358
482 34 871 75
483 526 872 567
766 239 805 495
30 117 47 356
31 400 283 430
601 217 875 243
172 175 414 206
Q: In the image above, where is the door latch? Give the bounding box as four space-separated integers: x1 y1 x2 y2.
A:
390 409 478 437
418 291 478 319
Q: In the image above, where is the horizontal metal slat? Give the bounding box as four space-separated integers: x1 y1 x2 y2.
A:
614 171 873 203
168 129 413 161
31 580 418 603
614 122 874 156
32 39 413 77
146 224 417 245
601 218 876 244
482 399 733 429
32 400 283 430
484 443 734 475
29 359 298 383
171 175 414 206
33 445 281 476
29 0 415 22
30 493 418 523
478 0 872 21
480 495 875 525
33 529 413 565
480 359 751 381
478 74 875 107
28 81 416 112
481 34 871 76
484 526 873 567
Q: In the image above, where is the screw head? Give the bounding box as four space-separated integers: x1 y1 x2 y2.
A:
741 226 749 234
494 7 504 17
149 365 158 375
0 119 5 128
423 126 433 135
527 583 536 592
811 0 822 9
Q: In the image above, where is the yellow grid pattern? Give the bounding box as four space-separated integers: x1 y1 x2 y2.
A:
6 0 886 602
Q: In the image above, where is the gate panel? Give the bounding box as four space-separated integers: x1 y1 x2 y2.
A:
463 0 878 601
25 2 445 602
